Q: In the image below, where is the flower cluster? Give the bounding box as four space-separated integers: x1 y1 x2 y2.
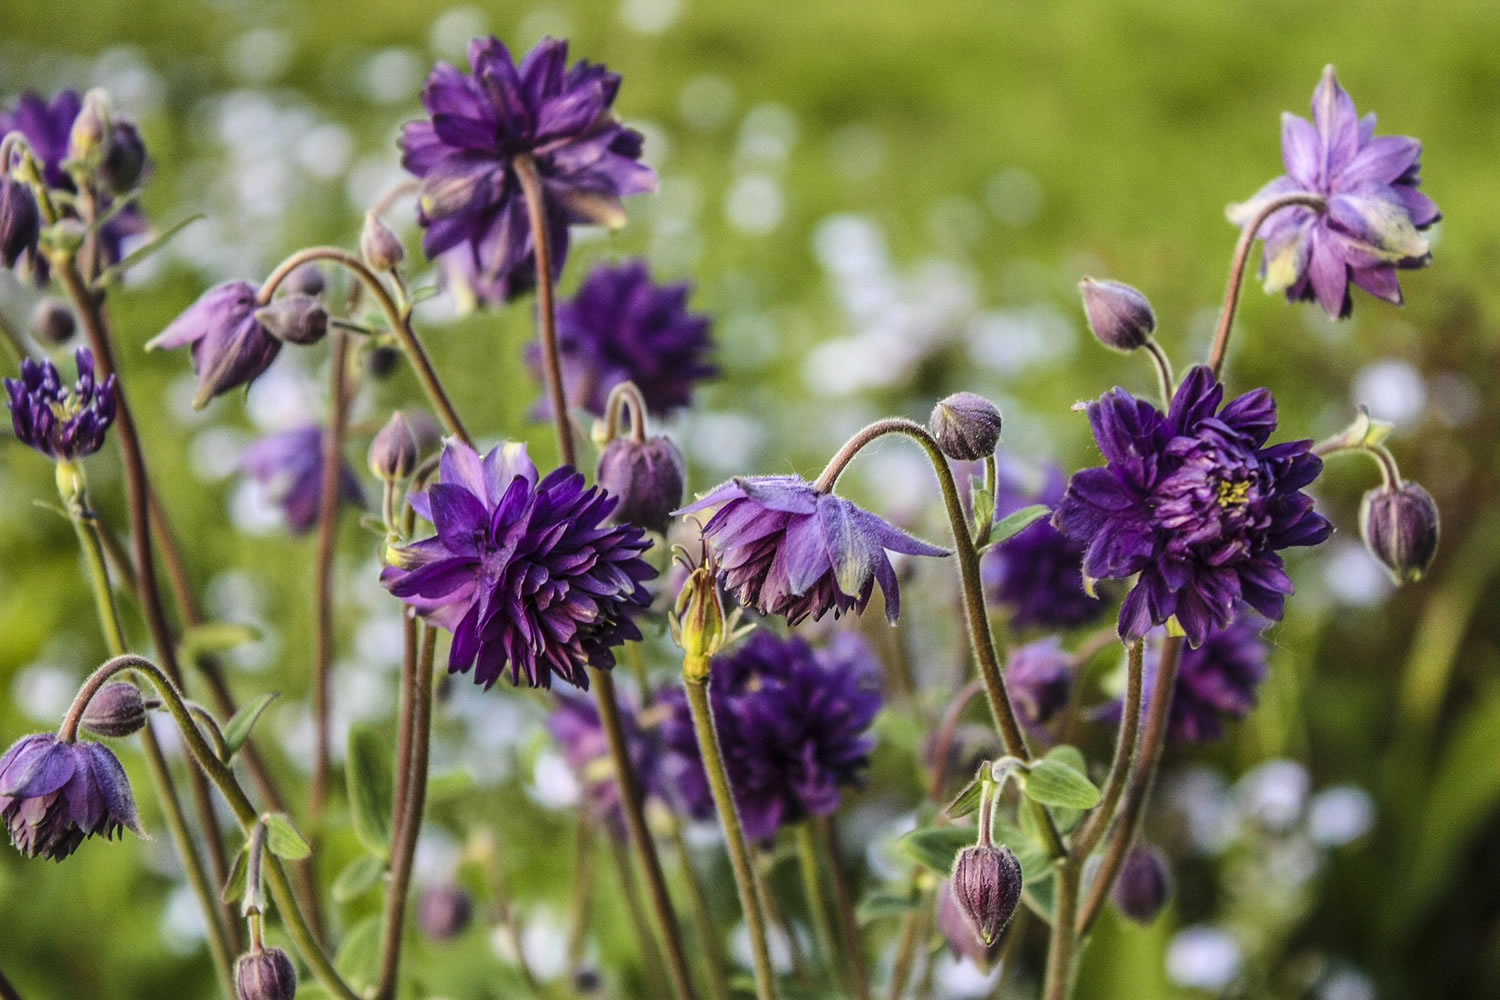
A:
0 733 143 861
4 347 116 461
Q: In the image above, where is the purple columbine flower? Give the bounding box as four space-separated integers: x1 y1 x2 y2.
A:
528 259 717 417
678 476 948 626
659 630 881 840
548 691 660 836
0 732 144 861
382 439 655 690
1054 366 1331 647
4 347 116 460
400 37 657 304
146 281 281 408
240 426 363 535
1228 66 1439 319
982 464 1107 629
1006 637 1072 734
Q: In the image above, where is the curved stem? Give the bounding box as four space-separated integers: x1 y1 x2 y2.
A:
820 816 870 1000
1072 640 1144 859
1142 340 1176 406
927 678 985 803
1208 193 1328 378
1313 439 1401 491
511 154 574 467
186 703 230 763
604 381 650 444
683 674 778 1000
1076 635 1184 935
796 823 844 993
260 247 471 446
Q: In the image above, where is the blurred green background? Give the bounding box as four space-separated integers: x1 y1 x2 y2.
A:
3 0 1499 997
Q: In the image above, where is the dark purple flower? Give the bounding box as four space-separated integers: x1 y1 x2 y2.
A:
659 630 881 840
1228 65 1439 319
1007 637 1072 733
1053 366 1331 647
678 476 947 626
982 465 1106 629
548 690 659 835
4 347 116 460
382 439 655 690
530 260 717 417
0 733 144 861
400 37 657 304
147 281 281 408
241 426 363 535
0 175 40 268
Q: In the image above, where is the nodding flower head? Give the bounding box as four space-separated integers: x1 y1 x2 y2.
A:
147 281 281 409
0 732 144 861
4 347 116 461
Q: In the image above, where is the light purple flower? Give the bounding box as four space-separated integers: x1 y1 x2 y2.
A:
147 281 281 409
241 426 363 535
0 733 143 861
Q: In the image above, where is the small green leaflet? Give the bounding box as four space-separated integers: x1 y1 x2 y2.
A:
1023 759 1102 810
987 504 1051 547
346 724 394 858
262 812 311 861
222 692 278 758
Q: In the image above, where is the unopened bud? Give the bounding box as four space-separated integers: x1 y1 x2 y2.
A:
284 263 325 298
417 883 473 941
99 118 148 193
234 947 296 1000
951 844 1022 947
937 879 1002 968
360 212 405 273
80 682 148 738
0 176 41 268
930 392 1003 461
369 411 419 482
1080 277 1156 352
68 89 112 167
255 295 328 346
1111 844 1171 924
30 298 76 345
366 346 400 379
1360 480 1439 584
596 435 686 535
673 565 727 676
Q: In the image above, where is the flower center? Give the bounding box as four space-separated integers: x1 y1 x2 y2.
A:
1216 478 1253 508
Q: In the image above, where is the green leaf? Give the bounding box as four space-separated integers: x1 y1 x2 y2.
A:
179 621 263 663
331 855 387 903
335 915 382 992
1040 747 1090 831
222 692 278 758
262 812 311 861
897 827 974 874
220 844 248 904
425 768 475 804
1022 870 1056 926
347 724 394 858
991 821 1053 882
987 504 1051 547
857 891 922 924
1023 759 1102 810
943 777 985 819
93 213 204 287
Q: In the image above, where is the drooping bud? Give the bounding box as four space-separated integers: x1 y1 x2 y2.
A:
366 346 400 379
360 212 405 273
99 118 148 193
1359 480 1439 584
254 295 328 346
417 883 474 941
284 264 325 298
369 411 419 482
596 435 686 534
67 89 112 168
951 844 1023 947
1110 844 1171 924
936 879 1004 967
79 682 148 738
1079 277 1156 352
234 947 297 1000
929 392 1003 461
30 298 76 345
0 176 41 268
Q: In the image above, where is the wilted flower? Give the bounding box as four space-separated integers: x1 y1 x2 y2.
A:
1054 366 1331 646
417 883 474 941
678 475 948 626
1112 844 1171 923
241 426 363 535
951 844 1023 947
1079 278 1156 352
382 439 655 690
400 37 656 303
982 465 1106 629
1006 637 1072 733
4 347 116 460
531 260 717 417
147 281 281 408
1359 480 1439 584
0 733 144 861
548 691 660 835
0 176 40 268
596 434 686 534
234 947 297 1000
930 392 1003 461
936 879 1004 967
659 630 880 840
1228 65 1439 319
78 683 147 739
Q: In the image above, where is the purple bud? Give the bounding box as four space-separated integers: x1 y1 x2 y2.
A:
937 879 1003 967
1360 481 1439 584
80 682 147 738
68 89 111 166
99 118 148 193
369 411 419 482
254 295 327 346
951 844 1023 946
596 434 686 535
146 281 282 409
30 298 76 345
0 176 41 268
285 264 325 298
930 392 1003 461
1111 844 1171 924
417 883 473 941
360 212 405 273
366 346 400 379
1079 277 1156 352
234 947 297 1000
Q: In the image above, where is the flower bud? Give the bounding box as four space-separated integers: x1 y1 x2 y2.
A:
369 411 419 482
1111 844 1171 924
30 297 76 345
417 882 473 941
0 176 41 268
951 844 1022 946
366 346 401 379
80 682 148 738
68 89 112 168
1079 277 1156 352
234 947 297 1000
930 392 1003 461
1360 480 1439 584
99 118 148 193
254 295 328 346
937 879 1003 968
285 263 325 298
596 435 686 535
360 212 405 273
672 565 728 676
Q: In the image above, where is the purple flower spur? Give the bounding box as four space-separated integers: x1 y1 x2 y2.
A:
1054 366 1331 646
0 733 143 861
382 439 655 690
4 347 116 460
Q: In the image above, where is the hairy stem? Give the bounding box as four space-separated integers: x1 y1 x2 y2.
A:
1143 339 1176 406
796 823 844 992
511 154 573 467
820 816 870 1000
1072 640 1144 858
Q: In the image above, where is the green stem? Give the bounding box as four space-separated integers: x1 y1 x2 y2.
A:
1042 859 1080 1000
564 811 596 977
0 305 26 364
819 816 869 1000
1072 640 1144 859
511 153 574 468
795 823 844 992
682 673 778 1000
1143 339 1175 406
753 850 808 985
610 834 674 1000
664 810 733 1000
